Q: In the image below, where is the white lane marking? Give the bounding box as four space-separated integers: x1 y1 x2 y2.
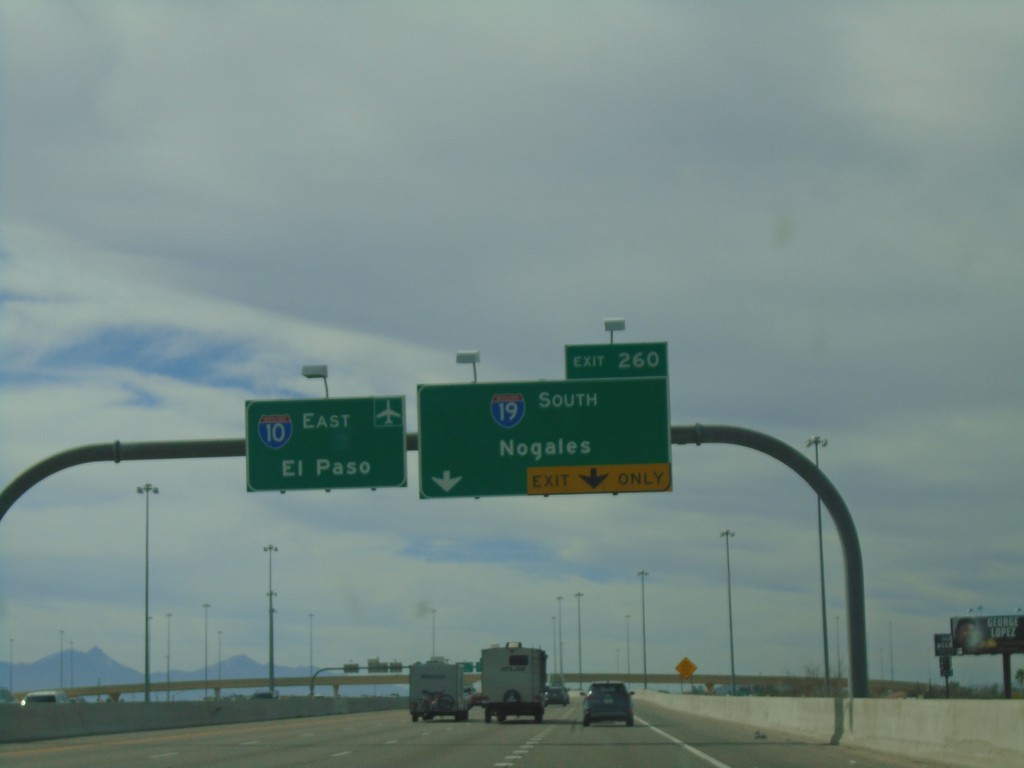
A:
332 750 352 757
494 724 552 766
637 717 735 768
150 753 178 759
240 740 260 745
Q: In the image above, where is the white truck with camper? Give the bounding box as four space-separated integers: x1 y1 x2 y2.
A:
408 658 470 722
480 642 547 723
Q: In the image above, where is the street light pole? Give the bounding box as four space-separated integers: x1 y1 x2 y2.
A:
203 603 211 700
552 615 556 670
575 592 584 691
889 620 894 681
309 613 314 679
137 483 158 703
625 615 631 677
431 608 437 657
146 618 151 696
638 570 649 689
807 436 831 695
721 530 737 695
556 596 564 682
302 365 329 397
165 613 172 702
264 544 278 692
835 615 843 678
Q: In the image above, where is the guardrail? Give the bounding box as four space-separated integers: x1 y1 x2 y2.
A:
0 695 407 743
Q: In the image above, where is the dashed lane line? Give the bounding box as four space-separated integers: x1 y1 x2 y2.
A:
494 725 553 768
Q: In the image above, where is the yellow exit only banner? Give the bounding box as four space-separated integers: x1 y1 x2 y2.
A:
526 463 671 495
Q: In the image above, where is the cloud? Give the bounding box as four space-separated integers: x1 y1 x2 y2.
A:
2 1 1021 692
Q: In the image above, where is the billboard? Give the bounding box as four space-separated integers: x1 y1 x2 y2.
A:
950 615 1024 655
933 633 953 657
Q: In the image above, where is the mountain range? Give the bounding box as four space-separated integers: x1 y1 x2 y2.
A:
1 646 378 698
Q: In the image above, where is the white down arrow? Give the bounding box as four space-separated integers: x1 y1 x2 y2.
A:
431 470 462 492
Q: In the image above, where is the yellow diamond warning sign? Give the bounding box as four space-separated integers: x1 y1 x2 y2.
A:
526 463 671 495
675 657 697 679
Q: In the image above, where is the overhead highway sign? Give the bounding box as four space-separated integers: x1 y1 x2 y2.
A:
565 342 668 379
417 378 670 498
245 397 406 491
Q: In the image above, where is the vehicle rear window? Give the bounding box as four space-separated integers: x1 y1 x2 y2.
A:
590 683 625 694
508 654 529 665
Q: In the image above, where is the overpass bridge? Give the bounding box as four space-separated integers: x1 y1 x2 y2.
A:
51 672 901 703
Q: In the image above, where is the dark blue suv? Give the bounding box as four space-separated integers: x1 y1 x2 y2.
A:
582 681 633 726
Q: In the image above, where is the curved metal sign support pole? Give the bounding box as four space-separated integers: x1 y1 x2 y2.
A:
0 425 868 698
0 439 245 525
672 425 868 699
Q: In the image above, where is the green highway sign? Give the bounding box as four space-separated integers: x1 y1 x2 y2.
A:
417 378 671 498
565 342 668 379
245 397 406 491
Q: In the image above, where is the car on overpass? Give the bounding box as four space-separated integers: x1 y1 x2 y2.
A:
20 690 70 705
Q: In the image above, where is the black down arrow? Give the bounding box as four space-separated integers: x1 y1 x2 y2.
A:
579 467 608 489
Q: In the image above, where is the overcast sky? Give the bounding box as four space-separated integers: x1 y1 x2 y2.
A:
2 1 1021 693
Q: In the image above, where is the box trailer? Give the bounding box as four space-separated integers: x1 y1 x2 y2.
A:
480 642 547 723
408 659 469 722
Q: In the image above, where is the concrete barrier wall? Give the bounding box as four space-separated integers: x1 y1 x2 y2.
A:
6 692 1024 767
635 691 1024 768
0 696 407 743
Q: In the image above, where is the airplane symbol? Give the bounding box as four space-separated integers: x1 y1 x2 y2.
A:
375 399 402 426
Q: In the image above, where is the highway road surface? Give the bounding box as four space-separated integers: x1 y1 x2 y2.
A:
1 698 955 768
